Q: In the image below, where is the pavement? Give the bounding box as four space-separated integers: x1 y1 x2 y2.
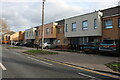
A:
2 45 120 79
6 45 119 74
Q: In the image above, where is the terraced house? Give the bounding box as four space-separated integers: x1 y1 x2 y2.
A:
65 11 103 49
35 22 57 44
10 31 24 44
101 6 120 41
24 27 37 44
55 20 69 49
2 31 15 44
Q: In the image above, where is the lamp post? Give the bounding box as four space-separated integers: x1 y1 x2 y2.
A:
41 0 46 51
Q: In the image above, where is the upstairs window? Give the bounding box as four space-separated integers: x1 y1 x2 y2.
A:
51 27 53 34
104 20 113 29
58 28 62 34
119 18 120 27
36 31 38 36
66 24 68 32
94 19 97 29
46 28 50 34
27 32 28 37
39 30 40 35
72 22 76 32
29 31 31 36
82 20 88 30
31 31 33 36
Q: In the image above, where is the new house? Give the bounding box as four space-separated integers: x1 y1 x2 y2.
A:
56 20 69 49
10 31 24 44
101 6 120 41
24 27 37 44
65 11 103 48
35 22 57 44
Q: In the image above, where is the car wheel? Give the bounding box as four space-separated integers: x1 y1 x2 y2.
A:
84 51 89 54
45 46 49 49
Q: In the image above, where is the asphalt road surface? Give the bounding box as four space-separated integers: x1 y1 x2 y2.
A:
1 46 120 80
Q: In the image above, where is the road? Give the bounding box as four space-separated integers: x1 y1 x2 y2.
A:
1 46 120 80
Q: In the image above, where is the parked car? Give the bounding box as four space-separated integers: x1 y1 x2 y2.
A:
15 42 24 46
24 42 37 48
99 40 118 54
83 42 100 53
40 42 56 49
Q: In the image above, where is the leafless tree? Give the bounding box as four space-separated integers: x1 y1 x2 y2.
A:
0 19 10 42
0 18 10 34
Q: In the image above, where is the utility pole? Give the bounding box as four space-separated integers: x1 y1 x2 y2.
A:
118 3 120 54
41 0 46 51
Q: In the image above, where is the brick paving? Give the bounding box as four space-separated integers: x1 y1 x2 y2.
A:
5 46 119 73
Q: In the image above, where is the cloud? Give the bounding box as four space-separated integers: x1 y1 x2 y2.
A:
1 0 86 32
0 0 119 32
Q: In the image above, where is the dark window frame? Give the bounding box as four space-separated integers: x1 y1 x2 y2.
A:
66 24 68 32
94 19 97 29
82 20 88 30
72 22 76 32
46 28 50 34
57 28 62 34
104 19 113 29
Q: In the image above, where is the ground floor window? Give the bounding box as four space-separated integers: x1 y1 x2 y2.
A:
79 37 88 45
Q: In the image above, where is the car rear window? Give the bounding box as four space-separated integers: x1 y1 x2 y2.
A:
47 43 53 44
101 40 114 44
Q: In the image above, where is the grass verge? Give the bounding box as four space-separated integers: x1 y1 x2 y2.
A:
55 49 80 53
105 62 120 72
24 50 58 55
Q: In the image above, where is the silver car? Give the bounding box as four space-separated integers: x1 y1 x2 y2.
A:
40 42 56 49
99 40 117 53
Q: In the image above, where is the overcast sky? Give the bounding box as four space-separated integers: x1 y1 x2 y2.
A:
0 0 119 32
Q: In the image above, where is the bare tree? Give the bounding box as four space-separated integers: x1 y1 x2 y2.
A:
0 19 10 43
0 18 10 34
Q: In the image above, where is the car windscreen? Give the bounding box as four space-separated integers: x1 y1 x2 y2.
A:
101 40 114 44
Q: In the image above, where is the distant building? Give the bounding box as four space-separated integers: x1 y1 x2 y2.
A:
24 27 37 44
10 31 24 44
2 31 14 44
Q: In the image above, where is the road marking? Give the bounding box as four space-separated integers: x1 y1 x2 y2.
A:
78 73 96 79
0 63 7 70
24 54 119 79
27 57 53 66
15 53 21 55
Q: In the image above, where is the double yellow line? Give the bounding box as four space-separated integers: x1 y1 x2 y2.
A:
25 54 119 79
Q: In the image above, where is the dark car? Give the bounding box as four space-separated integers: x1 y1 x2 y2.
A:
83 42 100 53
24 42 37 48
15 42 24 46
99 40 118 54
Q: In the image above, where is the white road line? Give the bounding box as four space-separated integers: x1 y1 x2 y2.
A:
78 73 97 79
15 53 21 55
27 57 53 65
0 63 7 70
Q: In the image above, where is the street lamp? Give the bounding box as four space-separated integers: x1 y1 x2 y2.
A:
41 0 46 51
